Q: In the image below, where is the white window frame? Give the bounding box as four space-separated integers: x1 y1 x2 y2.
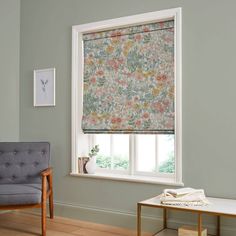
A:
94 134 175 179
71 8 182 185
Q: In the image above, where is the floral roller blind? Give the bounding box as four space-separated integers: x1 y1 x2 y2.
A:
82 20 175 134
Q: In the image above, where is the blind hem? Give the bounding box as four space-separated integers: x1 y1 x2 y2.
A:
82 129 174 135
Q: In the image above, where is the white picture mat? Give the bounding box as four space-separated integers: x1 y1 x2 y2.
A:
34 68 56 106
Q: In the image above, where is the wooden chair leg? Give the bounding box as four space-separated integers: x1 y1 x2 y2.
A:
42 200 46 236
49 191 54 219
42 176 47 236
48 174 54 219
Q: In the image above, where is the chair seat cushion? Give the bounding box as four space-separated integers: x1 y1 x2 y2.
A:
0 184 41 206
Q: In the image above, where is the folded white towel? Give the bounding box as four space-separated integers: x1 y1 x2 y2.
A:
164 188 204 197
160 200 209 206
160 188 210 206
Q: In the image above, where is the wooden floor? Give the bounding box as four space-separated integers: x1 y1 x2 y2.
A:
0 211 151 236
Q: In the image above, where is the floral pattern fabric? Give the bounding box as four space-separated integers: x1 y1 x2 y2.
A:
82 20 175 134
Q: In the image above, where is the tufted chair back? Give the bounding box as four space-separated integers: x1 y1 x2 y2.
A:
0 142 50 184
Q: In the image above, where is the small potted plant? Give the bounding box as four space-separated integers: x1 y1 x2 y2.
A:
85 145 99 174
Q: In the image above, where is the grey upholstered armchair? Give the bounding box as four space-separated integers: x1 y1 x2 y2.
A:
0 142 53 236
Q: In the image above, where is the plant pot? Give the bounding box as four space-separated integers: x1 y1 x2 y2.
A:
85 157 97 174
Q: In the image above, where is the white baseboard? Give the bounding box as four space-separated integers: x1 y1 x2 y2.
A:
53 200 236 236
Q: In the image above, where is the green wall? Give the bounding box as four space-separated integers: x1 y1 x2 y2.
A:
0 0 20 141
19 0 236 234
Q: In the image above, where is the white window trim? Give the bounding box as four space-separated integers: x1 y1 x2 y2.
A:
71 8 182 185
70 172 184 186
93 134 175 178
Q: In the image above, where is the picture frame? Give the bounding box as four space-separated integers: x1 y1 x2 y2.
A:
34 68 56 107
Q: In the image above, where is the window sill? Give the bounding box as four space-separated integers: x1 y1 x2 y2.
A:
70 172 184 186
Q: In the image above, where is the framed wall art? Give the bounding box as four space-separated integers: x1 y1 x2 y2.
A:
34 68 56 107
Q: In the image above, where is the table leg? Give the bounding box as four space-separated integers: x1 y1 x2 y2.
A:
137 203 142 236
163 208 167 229
198 213 202 236
217 215 220 236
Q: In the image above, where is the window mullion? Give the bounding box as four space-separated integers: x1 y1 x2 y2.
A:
89 134 94 151
110 135 114 170
129 135 135 175
155 135 159 173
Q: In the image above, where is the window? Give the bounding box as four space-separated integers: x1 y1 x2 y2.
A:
71 8 182 185
94 134 174 176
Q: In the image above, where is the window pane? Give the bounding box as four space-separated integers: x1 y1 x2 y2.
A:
113 134 129 170
136 135 156 172
95 134 129 170
158 134 175 173
95 134 111 169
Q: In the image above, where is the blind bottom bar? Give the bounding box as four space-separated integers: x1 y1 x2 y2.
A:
82 130 174 134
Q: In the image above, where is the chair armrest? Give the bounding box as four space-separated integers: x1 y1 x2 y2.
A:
41 168 53 197
41 167 53 177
